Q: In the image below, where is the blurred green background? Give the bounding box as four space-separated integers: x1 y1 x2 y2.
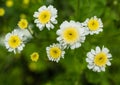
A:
0 0 120 85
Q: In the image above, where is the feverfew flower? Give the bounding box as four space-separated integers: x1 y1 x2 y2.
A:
0 8 5 16
83 16 103 35
30 52 39 62
86 46 112 72
18 19 28 29
56 20 86 49
46 43 65 62
6 0 14 7
4 29 25 53
33 5 57 31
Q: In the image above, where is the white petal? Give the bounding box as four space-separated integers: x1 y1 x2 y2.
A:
91 49 96 55
56 30 61 35
106 61 111 66
33 12 39 17
18 46 23 51
70 44 76 49
38 6 46 12
93 66 100 72
50 23 54 29
107 54 112 58
102 47 109 53
86 58 92 63
87 64 94 69
87 52 94 59
8 48 13 52
75 43 81 48
57 37 62 41
96 46 101 53
46 23 51 30
101 67 105 71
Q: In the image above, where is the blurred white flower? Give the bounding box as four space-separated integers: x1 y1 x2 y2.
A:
15 28 33 41
46 43 65 63
86 46 112 72
33 5 57 31
4 29 25 54
56 20 86 49
83 16 103 35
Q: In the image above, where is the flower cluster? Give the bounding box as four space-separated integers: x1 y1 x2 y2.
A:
4 5 112 72
4 19 32 54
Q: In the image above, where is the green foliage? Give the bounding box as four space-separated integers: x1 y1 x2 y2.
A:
0 0 120 85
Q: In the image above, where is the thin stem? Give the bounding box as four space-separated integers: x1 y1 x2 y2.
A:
27 27 41 39
27 27 35 38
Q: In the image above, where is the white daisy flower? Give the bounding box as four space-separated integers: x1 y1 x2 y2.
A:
86 46 112 72
15 28 33 41
4 29 25 54
83 16 103 35
56 20 86 49
46 43 65 63
33 5 57 31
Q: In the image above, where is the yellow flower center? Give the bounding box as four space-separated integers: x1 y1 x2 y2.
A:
8 35 21 48
94 52 108 66
88 19 99 31
18 19 28 29
0 8 5 16
6 0 13 7
63 27 79 44
50 47 61 59
38 10 51 24
30 52 39 62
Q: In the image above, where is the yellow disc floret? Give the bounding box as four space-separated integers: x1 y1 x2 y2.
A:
63 28 79 44
49 47 61 59
38 10 51 24
88 19 99 31
0 8 5 16
94 52 108 66
8 35 21 48
18 19 28 29
30 52 39 62
6 0 13 7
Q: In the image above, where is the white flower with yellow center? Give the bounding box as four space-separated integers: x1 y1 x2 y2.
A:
83 16 103 35
86 46 112 72
56 20 86 49
4 29 25 53
33 5 57 31
46 43 65 62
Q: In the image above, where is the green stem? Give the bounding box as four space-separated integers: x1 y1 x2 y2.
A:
27 27 34 38
76 0 80 19
27 27 41 39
